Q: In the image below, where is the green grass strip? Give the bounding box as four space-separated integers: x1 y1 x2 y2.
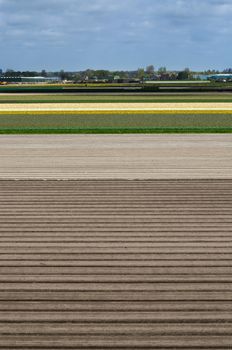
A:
2 99 232 103
0 127 231 134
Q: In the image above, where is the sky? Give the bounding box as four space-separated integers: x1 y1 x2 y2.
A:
0 0 231 71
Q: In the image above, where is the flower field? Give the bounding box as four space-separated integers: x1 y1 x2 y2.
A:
0 95 231 133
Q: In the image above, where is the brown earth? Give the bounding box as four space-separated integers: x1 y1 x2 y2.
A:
0 179 231 348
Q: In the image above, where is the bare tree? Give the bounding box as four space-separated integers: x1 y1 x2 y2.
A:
146 65 155 76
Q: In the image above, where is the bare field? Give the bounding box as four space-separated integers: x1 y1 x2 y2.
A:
0 179 231 348
0 134 231 179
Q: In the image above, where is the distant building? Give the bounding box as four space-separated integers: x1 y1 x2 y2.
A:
207 74 232 82
0 76 61 83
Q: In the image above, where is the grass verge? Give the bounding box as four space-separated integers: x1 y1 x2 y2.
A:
0 127 231 134
2 99 232 103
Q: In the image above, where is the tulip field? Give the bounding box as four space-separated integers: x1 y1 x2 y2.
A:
0 93 231 133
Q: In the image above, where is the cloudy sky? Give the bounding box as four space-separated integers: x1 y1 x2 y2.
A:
0 0 231 71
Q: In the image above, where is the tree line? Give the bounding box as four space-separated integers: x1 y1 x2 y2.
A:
1 66 231 81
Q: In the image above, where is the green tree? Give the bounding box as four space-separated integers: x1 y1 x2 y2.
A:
137 68 145 81
158 67 167 74
177 68 193 80
94 70 110 80
41 69 48 77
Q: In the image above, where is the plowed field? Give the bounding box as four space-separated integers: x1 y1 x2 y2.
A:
0 179 231 349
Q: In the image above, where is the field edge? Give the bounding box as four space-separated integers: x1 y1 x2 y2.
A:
0 127 232 134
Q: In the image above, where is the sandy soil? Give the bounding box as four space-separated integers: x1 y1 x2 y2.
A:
1 102 232 111
0 134 231 179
